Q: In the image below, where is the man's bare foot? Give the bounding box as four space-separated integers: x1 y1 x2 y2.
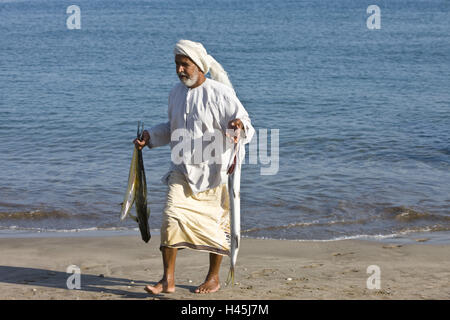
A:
195 277 220 294
144 278 175 294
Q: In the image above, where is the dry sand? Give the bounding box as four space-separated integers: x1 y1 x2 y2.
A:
0 235 449 300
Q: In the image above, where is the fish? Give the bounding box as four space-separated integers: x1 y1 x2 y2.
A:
226 139 243 286
120 121 151 243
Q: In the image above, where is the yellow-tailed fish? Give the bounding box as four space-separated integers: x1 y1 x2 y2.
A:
120 121 151 243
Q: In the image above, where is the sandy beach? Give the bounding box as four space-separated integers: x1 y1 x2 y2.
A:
0 235 449 300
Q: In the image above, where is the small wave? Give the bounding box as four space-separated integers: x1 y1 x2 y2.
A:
394 211 429 221
0 226 163 239
0 225 163 235
327 225 450 241
242 220 319 233
242 218 368 234
0 225 136 233
0 210 71 220
242 234 401 242
382 206 449 222
242 225 450 242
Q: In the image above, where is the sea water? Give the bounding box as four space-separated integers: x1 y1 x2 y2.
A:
0 0 449 241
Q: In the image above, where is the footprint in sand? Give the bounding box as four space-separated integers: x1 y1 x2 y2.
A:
250 268 278 278
301 263 324 268
382 244 402 249
341 268 360 274
332 252 355 257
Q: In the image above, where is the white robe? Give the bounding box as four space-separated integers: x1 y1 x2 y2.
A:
148 78 254 194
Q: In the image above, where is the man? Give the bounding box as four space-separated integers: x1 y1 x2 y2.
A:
134 40 254 294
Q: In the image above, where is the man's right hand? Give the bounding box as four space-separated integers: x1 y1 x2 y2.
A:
133 130 150 150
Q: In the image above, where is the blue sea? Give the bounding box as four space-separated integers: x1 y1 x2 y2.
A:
0 0 449 242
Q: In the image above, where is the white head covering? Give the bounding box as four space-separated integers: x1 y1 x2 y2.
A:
174 40 233 89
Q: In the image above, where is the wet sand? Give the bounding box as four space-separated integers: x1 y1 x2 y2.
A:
0 235 449 300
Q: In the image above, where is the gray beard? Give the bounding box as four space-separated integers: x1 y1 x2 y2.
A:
178 71 198 87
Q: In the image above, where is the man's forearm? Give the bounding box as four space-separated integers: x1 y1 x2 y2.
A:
147 122 171 148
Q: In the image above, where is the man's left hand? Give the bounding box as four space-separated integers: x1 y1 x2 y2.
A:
227 118 244 144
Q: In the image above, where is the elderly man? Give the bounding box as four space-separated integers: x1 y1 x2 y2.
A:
134 40 254 294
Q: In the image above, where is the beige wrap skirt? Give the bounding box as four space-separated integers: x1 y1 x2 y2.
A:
160 170 231 256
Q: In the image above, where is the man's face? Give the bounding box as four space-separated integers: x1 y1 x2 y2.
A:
175 54 200 87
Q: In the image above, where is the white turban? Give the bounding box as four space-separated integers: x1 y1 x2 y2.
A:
174 40 233 89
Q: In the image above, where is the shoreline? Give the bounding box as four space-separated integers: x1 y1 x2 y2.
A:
0 228 449 245
0 235 449 300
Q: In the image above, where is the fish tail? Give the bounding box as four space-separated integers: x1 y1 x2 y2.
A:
226 266 235 287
